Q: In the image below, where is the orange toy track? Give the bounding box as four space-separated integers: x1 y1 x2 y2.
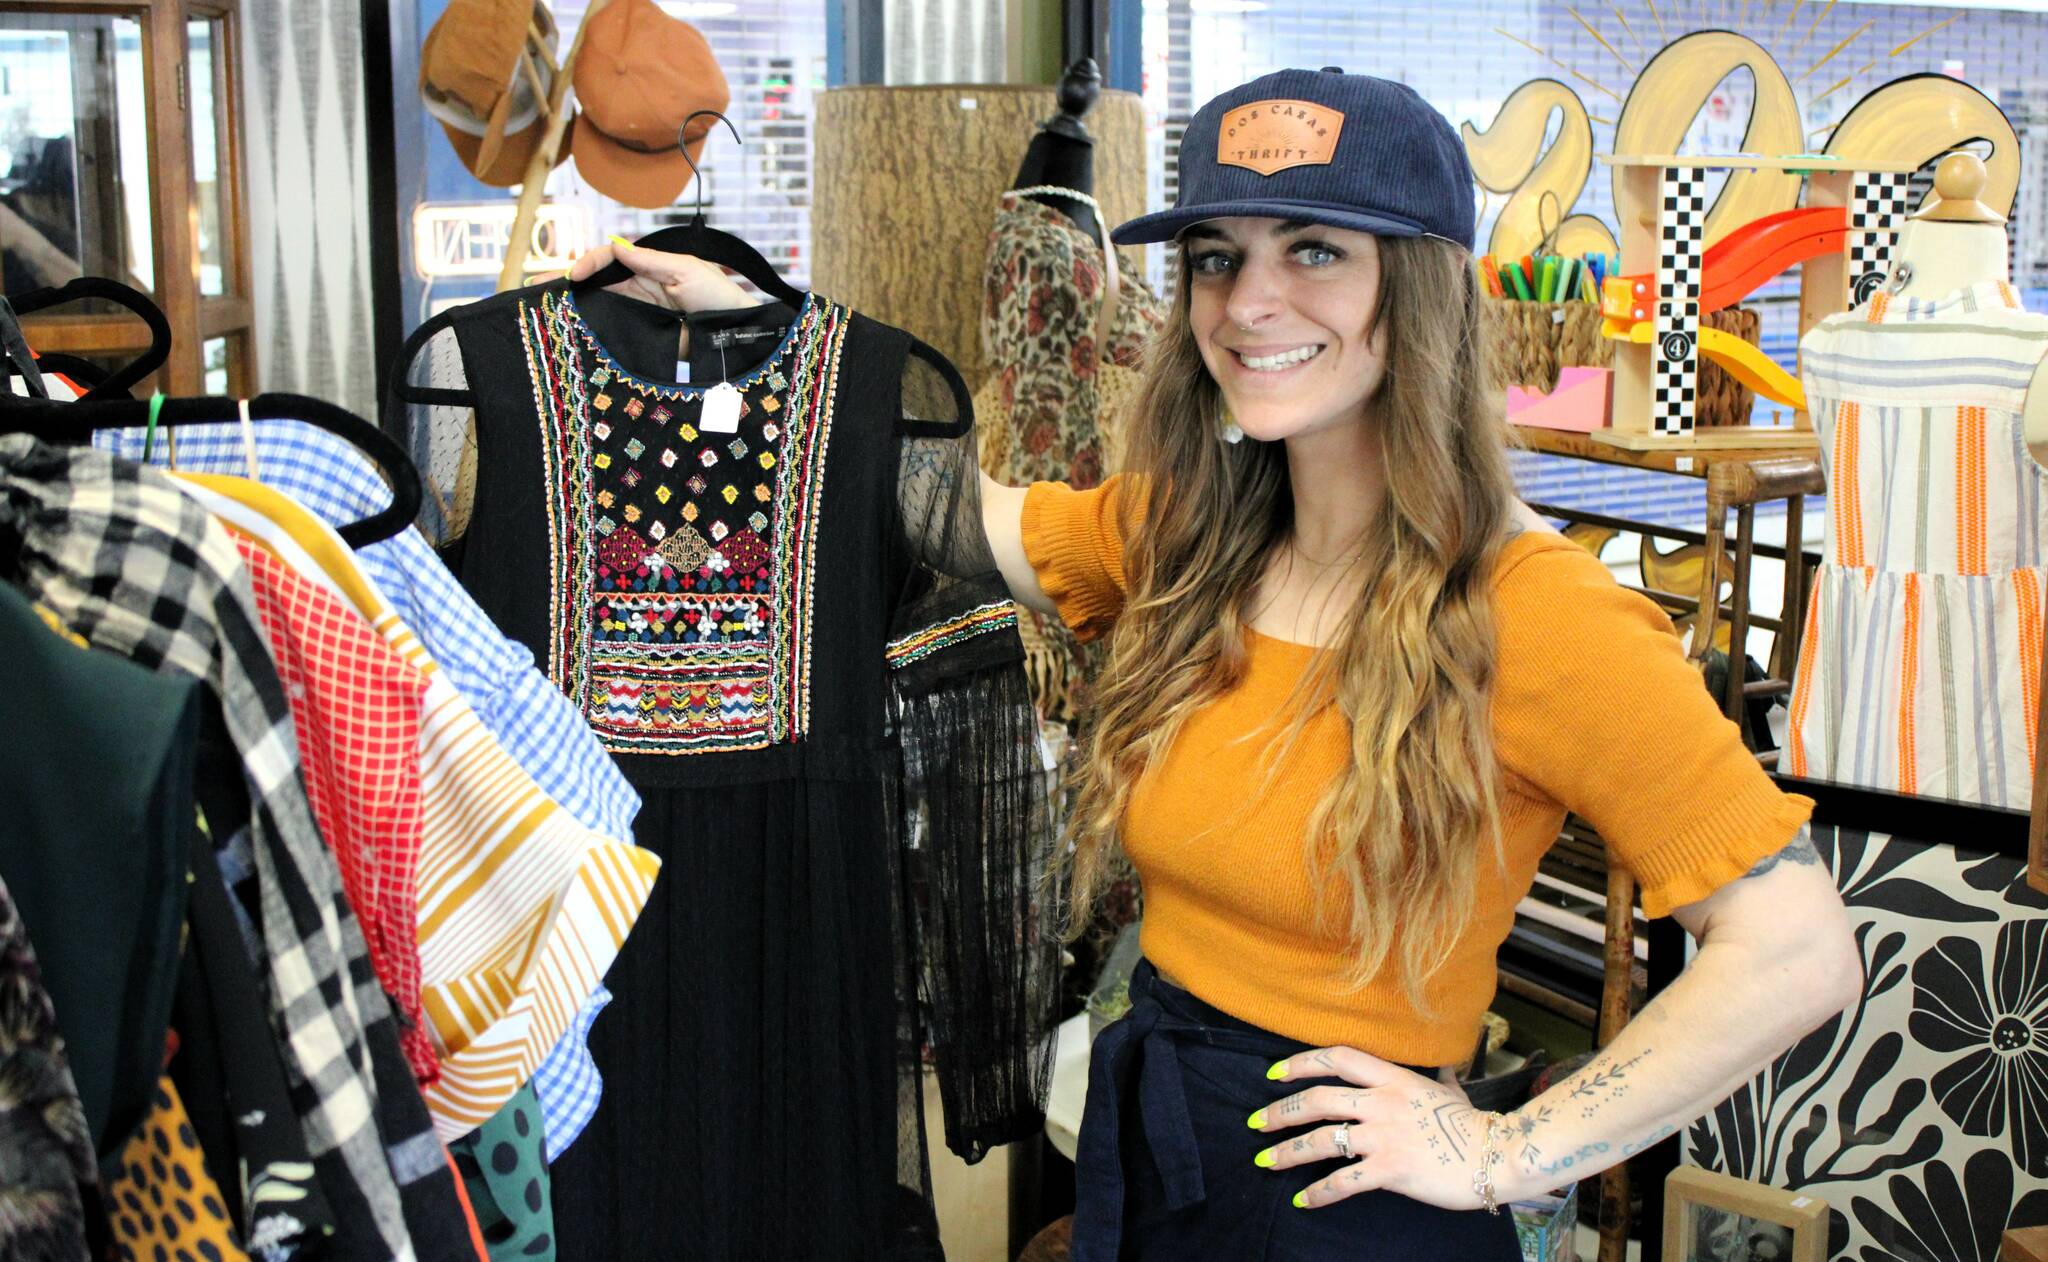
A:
1598 205 1846 413
1602 206 1847 322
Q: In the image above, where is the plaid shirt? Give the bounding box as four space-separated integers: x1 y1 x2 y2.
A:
0 437 431 1260
96 421 639 1159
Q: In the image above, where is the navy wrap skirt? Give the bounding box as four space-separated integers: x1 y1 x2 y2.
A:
1071 961 1523 1261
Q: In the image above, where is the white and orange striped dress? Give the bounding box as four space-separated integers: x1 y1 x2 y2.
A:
1788 281 2048 809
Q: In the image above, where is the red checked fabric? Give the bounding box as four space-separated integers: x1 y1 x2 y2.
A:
229 532 439 1082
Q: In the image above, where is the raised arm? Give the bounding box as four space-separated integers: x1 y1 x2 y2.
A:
982 470 1059 617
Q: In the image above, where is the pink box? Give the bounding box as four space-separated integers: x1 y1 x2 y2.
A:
1507 366 1612 432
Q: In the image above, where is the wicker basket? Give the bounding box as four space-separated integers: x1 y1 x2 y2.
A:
1487 300 1614 396
1695 306 1761 428
1488 299 1763 429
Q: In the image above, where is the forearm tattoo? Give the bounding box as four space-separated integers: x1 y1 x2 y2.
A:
1741 831 1821 879
1507 1046 1655 1178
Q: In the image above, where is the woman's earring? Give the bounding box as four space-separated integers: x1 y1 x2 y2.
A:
1221 408 1244 445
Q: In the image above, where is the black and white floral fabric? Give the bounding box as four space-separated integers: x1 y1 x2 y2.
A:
1686 825 2048 1259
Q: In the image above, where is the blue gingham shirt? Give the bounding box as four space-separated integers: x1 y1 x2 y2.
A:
97 421 637 1159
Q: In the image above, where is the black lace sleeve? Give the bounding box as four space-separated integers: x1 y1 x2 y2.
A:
890 338 1060 1164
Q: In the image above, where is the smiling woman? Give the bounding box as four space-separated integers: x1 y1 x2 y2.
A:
560 64 1857 1262
1183 219 1390 445
975 66 1859 1262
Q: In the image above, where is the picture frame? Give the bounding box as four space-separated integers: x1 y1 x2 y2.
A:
1665 1166 1829 1262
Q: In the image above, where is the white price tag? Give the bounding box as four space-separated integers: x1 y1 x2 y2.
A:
700 381 743 433
1675 456 1695 473
674 359 691 383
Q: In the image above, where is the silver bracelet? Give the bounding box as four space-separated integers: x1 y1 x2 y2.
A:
1472 1111 1508 1214
1001 184 1104 213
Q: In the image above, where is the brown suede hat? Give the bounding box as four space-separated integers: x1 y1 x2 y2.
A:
571 0 729 209
421 0 571 188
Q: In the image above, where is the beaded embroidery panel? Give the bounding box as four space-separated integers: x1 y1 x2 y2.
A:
519 290 847 754
884 601 1019 671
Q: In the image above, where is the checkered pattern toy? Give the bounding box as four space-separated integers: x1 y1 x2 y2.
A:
1848 170 1913 308
1653 166 1708 435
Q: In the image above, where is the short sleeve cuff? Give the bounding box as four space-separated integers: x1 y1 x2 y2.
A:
1021 479 1126 643
1624 787 1817 918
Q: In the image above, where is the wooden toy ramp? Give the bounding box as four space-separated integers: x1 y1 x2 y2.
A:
1612 319 1806 412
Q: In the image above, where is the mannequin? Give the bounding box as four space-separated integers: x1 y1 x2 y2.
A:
1009 58 1104 243
1883 152 2048 466
1789 150 2048 807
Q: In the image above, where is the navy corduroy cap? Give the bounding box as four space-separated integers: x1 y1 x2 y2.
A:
1112 68 1476 251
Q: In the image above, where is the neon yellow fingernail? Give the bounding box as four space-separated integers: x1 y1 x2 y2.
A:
1254 1147 1277 1169
1292 1191 1309 1209
608 234 633 249
1267 1059 1289 1080
1247 1109 1267 1129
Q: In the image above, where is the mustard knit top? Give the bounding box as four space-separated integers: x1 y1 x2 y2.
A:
1022 475 1814 1064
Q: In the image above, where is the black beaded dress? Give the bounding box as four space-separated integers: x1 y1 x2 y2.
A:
393 281 1058 1261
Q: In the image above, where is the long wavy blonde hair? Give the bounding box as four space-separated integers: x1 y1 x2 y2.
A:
1061 233 1520 1006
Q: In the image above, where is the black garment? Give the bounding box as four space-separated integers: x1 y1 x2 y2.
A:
0 579 197 1170
421 282 1057 1260
174 741 342 1258
1073 963 1522 1262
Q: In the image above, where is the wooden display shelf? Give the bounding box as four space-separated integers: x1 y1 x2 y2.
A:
1586 427 1819 454
1515 423 1816 474
1599 154 1922 173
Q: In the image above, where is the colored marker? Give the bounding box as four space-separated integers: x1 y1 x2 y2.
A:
1506 260 1533 301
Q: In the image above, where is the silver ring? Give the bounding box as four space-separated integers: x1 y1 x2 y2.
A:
1333 1122 1353 1161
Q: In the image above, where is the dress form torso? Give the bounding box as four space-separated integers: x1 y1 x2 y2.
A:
1883 162 2048 468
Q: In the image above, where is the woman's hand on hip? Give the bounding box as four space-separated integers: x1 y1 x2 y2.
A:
1250 1046 1495 1213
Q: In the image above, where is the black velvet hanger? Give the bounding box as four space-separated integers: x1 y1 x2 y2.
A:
0 391 424 547
2 277 173 401
27 354 113 392
573 110 806 307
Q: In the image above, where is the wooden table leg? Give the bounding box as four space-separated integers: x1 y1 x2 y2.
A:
1598 863 1638 1262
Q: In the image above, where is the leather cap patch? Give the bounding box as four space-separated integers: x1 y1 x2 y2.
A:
1216 99 1344 176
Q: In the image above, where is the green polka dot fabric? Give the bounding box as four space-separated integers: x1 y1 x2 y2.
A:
450 1084 554 1260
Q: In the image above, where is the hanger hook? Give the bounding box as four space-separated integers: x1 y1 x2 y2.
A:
680 109 741 221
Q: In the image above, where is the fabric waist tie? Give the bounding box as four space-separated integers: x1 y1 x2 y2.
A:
1071 960 1433 1259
